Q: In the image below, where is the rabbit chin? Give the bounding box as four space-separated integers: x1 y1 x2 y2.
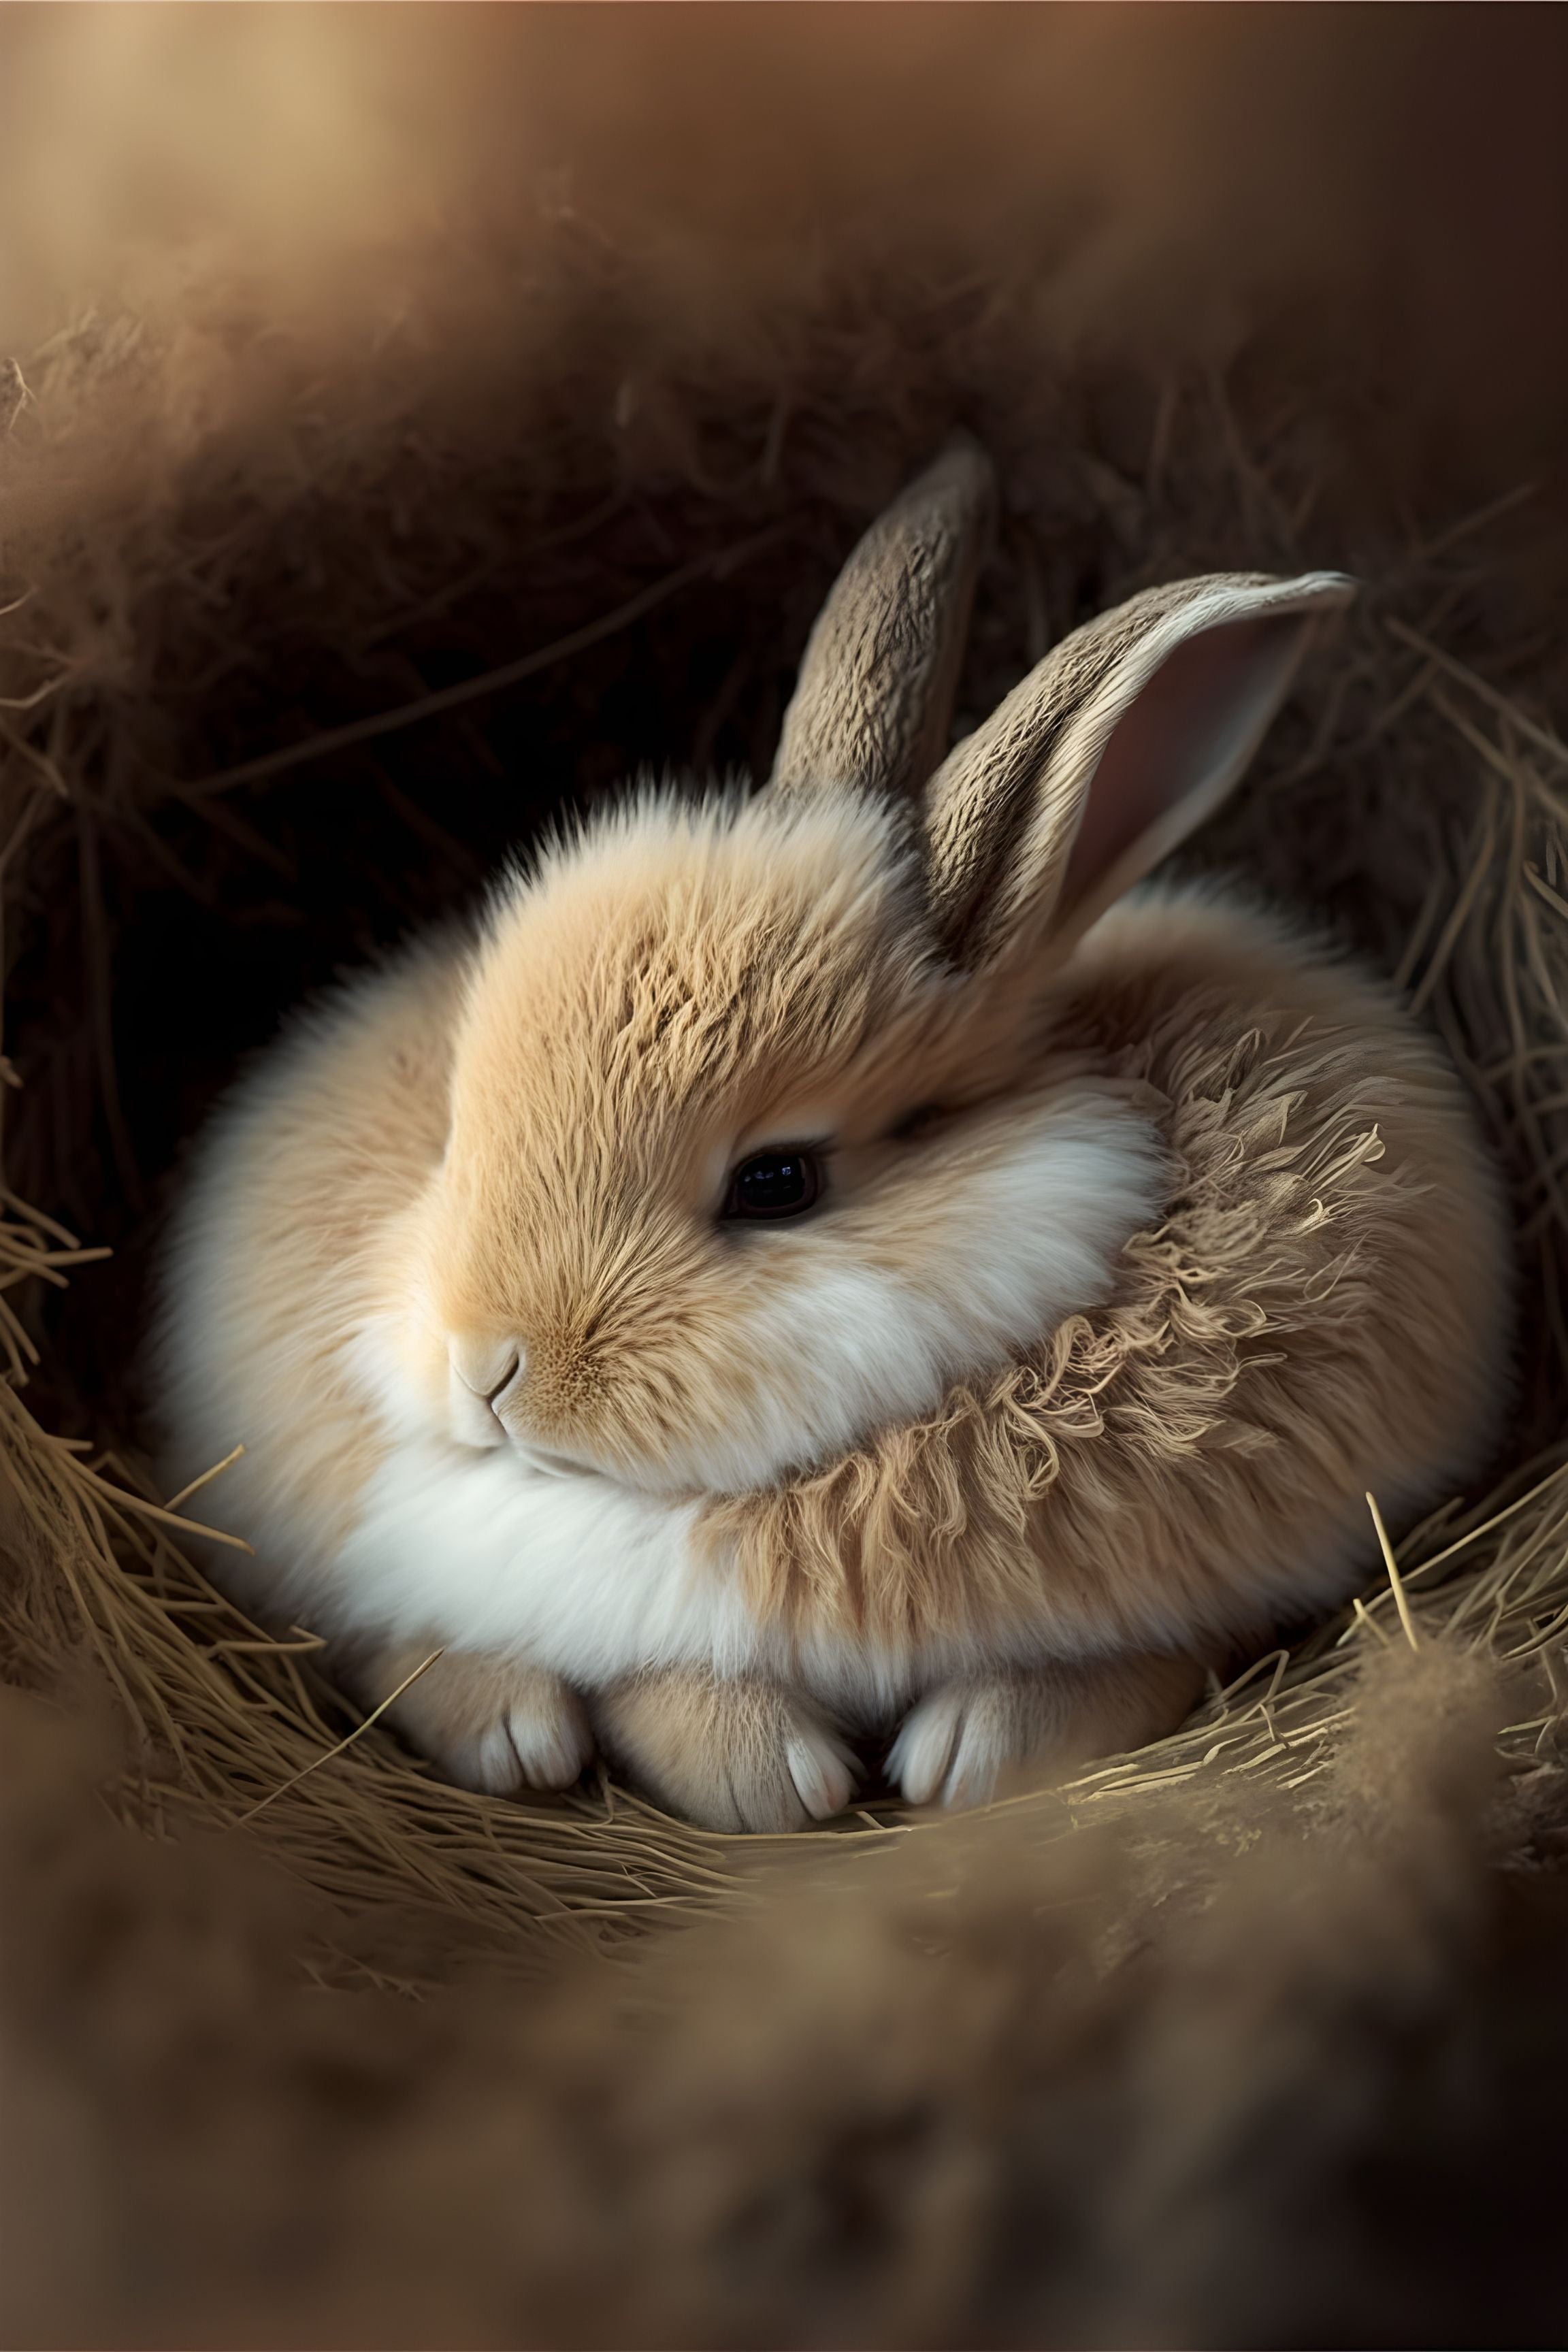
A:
372 1085 1171 1499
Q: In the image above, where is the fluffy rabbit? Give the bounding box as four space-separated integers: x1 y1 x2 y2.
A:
154 440 1512 1829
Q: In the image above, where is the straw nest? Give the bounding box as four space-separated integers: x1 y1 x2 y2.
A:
3 237 1568 2342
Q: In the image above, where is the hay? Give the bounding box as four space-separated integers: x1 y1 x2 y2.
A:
3 201 1568 2338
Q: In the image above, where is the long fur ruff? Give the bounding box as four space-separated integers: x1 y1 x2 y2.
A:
703 885 1513 1659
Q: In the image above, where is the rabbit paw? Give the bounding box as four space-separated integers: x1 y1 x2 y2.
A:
889 1654 1204 1810
887 1678 1022 1810
597 1670 856 1833
365 1644 593 1795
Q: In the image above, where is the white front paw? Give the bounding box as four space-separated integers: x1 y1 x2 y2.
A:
597 1673 857 1833
887 1681 1015 1810
454 1686 593 1795
783 1719 858 1825
380 1649 593 1795
889 1656 1204 1810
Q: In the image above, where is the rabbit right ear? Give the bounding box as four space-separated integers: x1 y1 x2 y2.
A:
769 436 996 804
921 569 1356 968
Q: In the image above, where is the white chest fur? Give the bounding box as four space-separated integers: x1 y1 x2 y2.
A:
336 1439 740 1682
331 1431 1129 1719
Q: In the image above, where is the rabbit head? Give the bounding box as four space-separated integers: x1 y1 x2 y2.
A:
389 442 1354 1498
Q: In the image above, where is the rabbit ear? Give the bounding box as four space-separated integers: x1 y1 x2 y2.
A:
922 570 1356 966
769 436 996 803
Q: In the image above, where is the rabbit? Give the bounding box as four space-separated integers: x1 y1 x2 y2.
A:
153 438 1514 1831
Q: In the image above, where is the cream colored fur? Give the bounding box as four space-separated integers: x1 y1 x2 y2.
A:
153 447 1514 1830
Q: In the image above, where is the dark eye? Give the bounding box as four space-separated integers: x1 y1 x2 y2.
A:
722 1147 824 1222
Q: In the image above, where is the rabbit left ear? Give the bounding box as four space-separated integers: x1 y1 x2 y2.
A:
921 570 1357 967
770 436 996 804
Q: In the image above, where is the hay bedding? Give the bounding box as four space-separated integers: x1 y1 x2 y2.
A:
3 236 1568 2343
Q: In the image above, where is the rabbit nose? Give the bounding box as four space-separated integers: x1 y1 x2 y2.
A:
447 1337 525 1448
450 1335 522 1396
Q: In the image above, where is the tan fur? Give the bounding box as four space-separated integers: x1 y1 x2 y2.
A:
702 890 1509 1660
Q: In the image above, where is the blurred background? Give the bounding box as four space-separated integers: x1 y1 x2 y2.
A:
2 3 1567 509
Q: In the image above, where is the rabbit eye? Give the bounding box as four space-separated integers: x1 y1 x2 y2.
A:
723 1147 823 1221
